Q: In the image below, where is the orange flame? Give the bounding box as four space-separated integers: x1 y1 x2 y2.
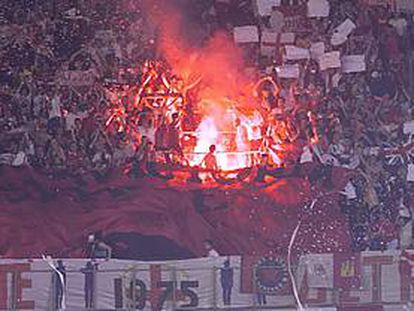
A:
141 2 268 171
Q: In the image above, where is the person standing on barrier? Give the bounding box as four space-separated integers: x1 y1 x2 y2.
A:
220 259 233 305
81 261 99 309
257 291 267 306
254 263 267 306
201 145 219 182
54 260 66 310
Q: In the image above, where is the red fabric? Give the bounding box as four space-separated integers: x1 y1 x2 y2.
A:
0 165 352 258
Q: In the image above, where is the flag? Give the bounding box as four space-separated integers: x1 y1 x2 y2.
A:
240 255 293 295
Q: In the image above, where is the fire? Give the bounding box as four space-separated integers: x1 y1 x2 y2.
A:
188 102 262 172
103 2 287 174
159 32 267 172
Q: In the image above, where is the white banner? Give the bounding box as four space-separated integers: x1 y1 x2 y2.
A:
1 251 414 310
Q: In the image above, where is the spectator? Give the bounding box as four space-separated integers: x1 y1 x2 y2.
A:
220 259 233 305
87 232 112 260
204 239 219 258
80 261 98 309
0 0 413 254
53 260 66 311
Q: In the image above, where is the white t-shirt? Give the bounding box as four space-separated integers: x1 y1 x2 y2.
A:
65 111 88 131
12 151 27 167
400 221 413 249
342 181 357 200
300 146 313 164
49 96 62 119
389 18 408 36
33 95 45 116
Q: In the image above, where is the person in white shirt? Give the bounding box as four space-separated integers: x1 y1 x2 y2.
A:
65 109 88 133
204 240 220 258
389 14 408 37
47 90 63 135
49 92 62 120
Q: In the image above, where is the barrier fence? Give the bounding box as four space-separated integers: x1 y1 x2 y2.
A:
0 252 413 310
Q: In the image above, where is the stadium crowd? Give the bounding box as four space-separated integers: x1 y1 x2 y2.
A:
1 0 414 253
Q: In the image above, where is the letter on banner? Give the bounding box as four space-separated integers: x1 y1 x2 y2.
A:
307 0 330 17
285 45 310 60
318 51 341 71
276 64 300 79
233 26 259 43
305 254 334 288
256 0 281 16
341 55 366 73
363 255 393 302
0 263 34 309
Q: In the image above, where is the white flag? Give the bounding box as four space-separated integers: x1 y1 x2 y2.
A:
341 55 366 73
307 0 330 17
233 26 259 43
285 45 310 60
331 19 356 46
276 64 300 79
256 0 281 16
319 51 341 70
310 42 325 60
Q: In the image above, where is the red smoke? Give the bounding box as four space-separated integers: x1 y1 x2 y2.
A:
143 0 257 103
